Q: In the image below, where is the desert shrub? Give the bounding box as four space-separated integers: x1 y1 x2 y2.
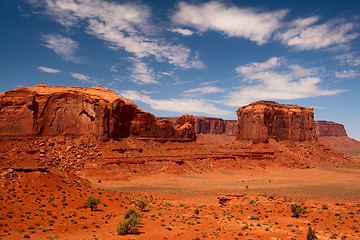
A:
306 227 318 240
248 214 259 220
116 209 141 235
85 196 101 211
329 233 337 239
322 204 328 210
290 202 306 218
194 209 200 215
5 171 18 179
135 198 150 212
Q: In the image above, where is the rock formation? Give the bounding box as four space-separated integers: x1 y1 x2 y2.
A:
315 121 347 137
236 101 316 142
315 121 360 158
194 117 237 136
0 84 196 141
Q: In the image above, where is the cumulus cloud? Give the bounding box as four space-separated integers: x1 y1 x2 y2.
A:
128 58 158 84
169 28 194 36
34 0 203 71
277 17 359 50
172 1 287 44
225 57 345 107
70 72 90 81
335 69 359 79
120 90 232 116
41 33 81 63
37 66 60 73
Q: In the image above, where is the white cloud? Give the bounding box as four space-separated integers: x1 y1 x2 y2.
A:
225 57 346 107
37 66 61 73
42 33 81 63
172 1 287 44
183 86 225 95
199 80 219 86
120 90 232 116
335 53 360 66
128 58 158 84
70 73 90 81
35 0 203 70
169 28 194 36
278 17 359 50
335 69 359 79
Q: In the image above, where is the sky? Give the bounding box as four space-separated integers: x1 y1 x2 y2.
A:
0 0 360 140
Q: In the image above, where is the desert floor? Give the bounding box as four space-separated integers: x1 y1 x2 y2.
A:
1 163 359 240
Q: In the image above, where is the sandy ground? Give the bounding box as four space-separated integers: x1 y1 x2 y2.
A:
1 164 359 240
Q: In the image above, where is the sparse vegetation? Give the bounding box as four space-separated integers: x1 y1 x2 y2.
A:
116 209 141 235
84 196 101 211
306 227 318 240
135 198 150 212
290 202 306 218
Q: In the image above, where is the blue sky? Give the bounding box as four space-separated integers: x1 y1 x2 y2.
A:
1 0 360 140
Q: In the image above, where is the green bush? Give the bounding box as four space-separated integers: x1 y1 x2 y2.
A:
117 209 141 235
306 227 318 240
290 202 306 218
135 198 150 212
85 196 101 211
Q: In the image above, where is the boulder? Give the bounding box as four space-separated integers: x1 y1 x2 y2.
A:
0 84 196 141
236 101 316 142
315 121 347 137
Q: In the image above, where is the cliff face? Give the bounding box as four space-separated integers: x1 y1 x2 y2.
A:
0 85 196 141
315 121 347 137
194 117 237 136
236 101 316 142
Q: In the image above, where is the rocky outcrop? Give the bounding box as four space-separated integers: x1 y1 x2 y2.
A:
0 84 196 141
194 117 237 136
176 115 196 141
236 101 316 142
315 121 347 137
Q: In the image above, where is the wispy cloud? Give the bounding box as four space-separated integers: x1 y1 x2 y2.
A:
183 86 225 96
37 66 61 73
335 69 359 79
34 0 203 72
169 28 194 36
70 73 90 82
277 17 359 50
224 57 346 107
120 90 232 116
128 58 158 84
172 1 287 44
335 53 360 66
41 33 81 63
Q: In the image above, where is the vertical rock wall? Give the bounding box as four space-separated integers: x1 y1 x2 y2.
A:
315 121 347 137
236 101 316 142
0 85 196 141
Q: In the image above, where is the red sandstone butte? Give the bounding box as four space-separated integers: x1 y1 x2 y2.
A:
194 117 237 136
236 101 316 142
0 84 195 141
315 121 347 137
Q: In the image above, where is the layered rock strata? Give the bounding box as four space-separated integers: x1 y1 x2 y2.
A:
0 84 195 141
236 101 316 142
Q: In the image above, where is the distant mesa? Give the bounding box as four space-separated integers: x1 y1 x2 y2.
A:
0 84 196 142
194 117 237 136
236 101 316 143
315 120 360 158
315 121 347 137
